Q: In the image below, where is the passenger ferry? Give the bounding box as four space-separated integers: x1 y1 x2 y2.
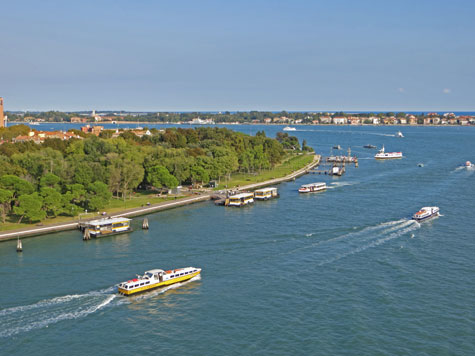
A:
226 192 254 207
298 182 327 193
412 207 440 222
283 126 296 131
118 267 201 296
374 146 403 159
254 187 279 200
84 217 132 237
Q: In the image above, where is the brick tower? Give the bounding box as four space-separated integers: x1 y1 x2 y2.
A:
0 97 4 128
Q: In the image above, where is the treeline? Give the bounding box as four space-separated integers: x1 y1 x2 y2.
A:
0 127 289 223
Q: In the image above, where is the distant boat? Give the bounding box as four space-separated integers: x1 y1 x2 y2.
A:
16 237 22 252
418 163 424 167
283 126 296 131
412 207 440 222
29 122 40 126
298 182 327 193
364 144 377 149
463 161 474 169
374 146 403 159
333 145 341 150
396 131 404 138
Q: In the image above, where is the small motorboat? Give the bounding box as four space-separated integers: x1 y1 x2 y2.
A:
333 145 341 150
417 163 424 167
364 144 377 149
118 267 201 296
396 131 404 138
283 126 296 131
464 161 474 168
412 207 440 222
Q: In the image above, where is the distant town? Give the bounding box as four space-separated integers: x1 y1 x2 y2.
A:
1 97 475 128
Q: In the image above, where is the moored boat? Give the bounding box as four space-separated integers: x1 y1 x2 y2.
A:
412 207 440 222
254 187 279 200
374 146 403 159
226 192 254 207
298 182 327 193
83 217 132 238
283 126 296 131
118 267 201 296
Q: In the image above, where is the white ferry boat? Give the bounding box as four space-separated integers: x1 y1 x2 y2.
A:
396 131 404 138
226 192 254 207
412 207 440 222
298 182 327 193
283 126 296 131
118 267 201 296
254 187 279 200
374 146 403 160
84 217 132 237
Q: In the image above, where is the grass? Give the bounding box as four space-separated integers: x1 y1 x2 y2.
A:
215 153 315 190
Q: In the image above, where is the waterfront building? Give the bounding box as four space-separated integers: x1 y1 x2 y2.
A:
81 125 104 136
333 117 347 125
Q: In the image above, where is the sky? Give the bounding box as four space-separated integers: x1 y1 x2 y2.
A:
1 0 474 112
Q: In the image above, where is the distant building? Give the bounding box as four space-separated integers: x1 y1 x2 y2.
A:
71 116 88 123
81 125 103 136
13 130 81 143
332 117 347 125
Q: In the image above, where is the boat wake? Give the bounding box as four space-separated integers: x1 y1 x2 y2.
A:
275 218 420 265
327 181 359 189
0 287 116 338
0 275 202 338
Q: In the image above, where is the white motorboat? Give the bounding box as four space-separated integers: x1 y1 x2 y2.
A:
412 207 440 222
283 126 296 131
464 161 474 168
298 182 327 193
396 131 404 138
374 146 403 159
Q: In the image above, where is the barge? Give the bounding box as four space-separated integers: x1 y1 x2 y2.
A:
118 267 201 296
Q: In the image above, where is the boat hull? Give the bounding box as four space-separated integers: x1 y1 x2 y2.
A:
90 227 133 238
412 213 439 222
118 270 201 296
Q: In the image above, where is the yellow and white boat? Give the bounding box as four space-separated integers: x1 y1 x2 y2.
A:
117 267 201 296
254 187 279 200
225 192 254 207
85 217 131 238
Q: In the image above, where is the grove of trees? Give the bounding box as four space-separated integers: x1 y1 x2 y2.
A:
0 126 289 223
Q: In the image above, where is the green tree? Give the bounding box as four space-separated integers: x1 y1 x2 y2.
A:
146 165 179 189
0 188 13 223
86 181 112 211
14 193 46 223
40 187 64 217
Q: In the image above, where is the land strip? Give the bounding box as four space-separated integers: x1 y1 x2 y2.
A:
0 155 320 242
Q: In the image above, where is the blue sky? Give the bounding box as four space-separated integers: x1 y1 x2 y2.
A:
1 0 474 111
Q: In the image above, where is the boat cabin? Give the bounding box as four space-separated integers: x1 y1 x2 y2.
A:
254 187 279 200
226 192 254 207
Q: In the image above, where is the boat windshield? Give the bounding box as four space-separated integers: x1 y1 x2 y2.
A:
145 272 154 278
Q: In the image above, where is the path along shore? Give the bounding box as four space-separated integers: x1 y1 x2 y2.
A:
0 155 320 242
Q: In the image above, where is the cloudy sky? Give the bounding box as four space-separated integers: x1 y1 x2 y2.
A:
1 0 474 111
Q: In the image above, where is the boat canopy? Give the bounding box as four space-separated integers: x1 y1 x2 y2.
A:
255 187 277 194
88 217 131 226
229 192 254 199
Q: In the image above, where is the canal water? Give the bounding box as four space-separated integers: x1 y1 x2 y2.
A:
1 125 474 355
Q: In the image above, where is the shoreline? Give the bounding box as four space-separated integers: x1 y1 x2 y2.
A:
0 155 320 242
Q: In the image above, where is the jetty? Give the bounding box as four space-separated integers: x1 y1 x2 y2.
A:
0 154 320 242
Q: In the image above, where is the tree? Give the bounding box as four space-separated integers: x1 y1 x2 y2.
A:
146 165 178 189
40 173 61 190
14 193 46 223
0 188 13 223
86 181 112 211
40 187 64 217
191 165 209 184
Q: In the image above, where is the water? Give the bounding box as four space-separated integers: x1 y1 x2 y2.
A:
1 125 474 355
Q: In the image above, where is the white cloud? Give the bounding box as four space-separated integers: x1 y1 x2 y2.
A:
443 88 451 94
